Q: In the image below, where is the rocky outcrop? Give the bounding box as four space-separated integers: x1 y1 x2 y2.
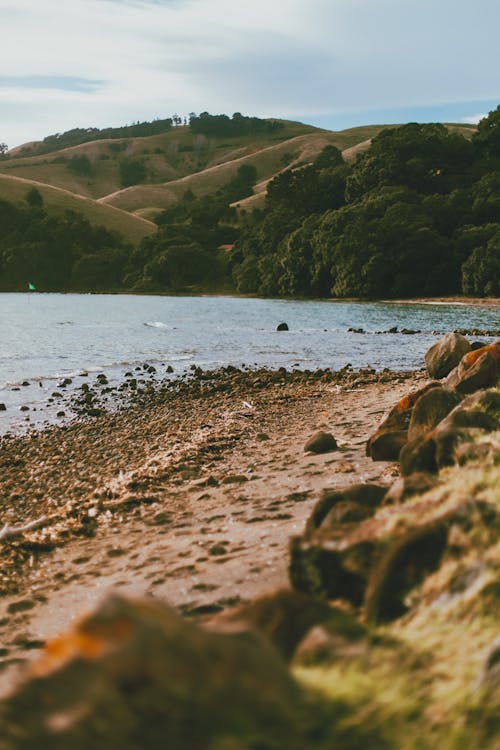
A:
424 332 471 379
445 342 500 394
366 382 439 460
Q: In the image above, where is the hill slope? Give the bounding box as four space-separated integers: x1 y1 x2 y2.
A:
0 174 156 244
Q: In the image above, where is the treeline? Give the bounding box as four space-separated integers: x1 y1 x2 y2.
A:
231 110 500 298
15 118 174 157
189 112 284 138
0 191 131 292
127 164 257 291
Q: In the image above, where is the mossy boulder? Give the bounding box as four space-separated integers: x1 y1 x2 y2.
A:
0 594 302 749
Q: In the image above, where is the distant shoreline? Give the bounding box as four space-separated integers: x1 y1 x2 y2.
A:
0 290 498 307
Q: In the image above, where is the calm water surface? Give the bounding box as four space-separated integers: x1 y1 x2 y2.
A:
0 294 498 432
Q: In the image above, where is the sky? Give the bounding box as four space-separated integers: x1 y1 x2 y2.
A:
1 0 499 149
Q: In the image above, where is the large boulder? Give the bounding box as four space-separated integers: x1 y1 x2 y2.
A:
407 387 462 441
305 484 386 535
210 588 362 661
445 342 500 394
367 382 439 461
400 388 500 476
0 594 302 750
424 332 471 379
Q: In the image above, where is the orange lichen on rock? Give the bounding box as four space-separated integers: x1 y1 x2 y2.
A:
31 615 133 677
463 343 500 368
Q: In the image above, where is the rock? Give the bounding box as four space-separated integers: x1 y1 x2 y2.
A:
320 501 375 526
306 483 386 535
445 343 500 394
277 322 289 331
407 387 462 441
364 519 450 623
304 431 338 454
0 594 302 749
478 638 500 690
383 472 439 505
424 332 471 379
289 534 375 606
293 617 367 666
367 382 439 461
401 388 500 476
210 588 335 660
0 403 6 411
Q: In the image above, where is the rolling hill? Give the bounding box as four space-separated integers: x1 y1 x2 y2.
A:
0 119 477 234
0 173 156 244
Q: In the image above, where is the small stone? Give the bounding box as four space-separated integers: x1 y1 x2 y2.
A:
20 405 29 412
304 431 338 454
276 322 289 331
0 403 6 411
7 599 36 614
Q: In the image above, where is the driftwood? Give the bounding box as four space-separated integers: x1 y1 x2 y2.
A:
0 516 50 543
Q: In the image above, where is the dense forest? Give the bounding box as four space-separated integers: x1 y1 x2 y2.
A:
189 112 284 138
1 108 499 296
0 190 130 291
231 109 500 298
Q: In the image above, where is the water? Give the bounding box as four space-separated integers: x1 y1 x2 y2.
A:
0 293 498 433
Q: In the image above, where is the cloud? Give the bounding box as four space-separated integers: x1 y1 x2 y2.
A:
0 0 499 147
0 76 103 92
461 113 487 125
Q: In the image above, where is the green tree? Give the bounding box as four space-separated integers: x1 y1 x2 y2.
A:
25 187 44 208
119 158 147 187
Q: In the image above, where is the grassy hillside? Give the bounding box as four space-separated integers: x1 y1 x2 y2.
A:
0 121 318 201
0 120 478 225
0 173 156 245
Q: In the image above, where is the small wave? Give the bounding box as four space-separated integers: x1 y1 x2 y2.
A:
144 321 169 329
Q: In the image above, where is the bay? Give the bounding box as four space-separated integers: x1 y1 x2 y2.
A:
0 293 498 433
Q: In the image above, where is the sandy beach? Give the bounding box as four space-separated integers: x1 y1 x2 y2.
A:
0 366 422 693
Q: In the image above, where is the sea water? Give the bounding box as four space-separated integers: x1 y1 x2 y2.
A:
0 293 498 432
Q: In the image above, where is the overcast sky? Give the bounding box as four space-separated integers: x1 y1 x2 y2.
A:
1 0 499 148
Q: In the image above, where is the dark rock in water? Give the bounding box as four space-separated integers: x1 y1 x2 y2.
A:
20 405 29 412
445 343 500 394
21 381 30 387
0 403 6 411
87 408 104 417
166 365 174 373
56 411 65 417
387 326 398 333
0 594 302 749
367 382 439 461
408 387 462 441
400 328 419 334
348 327 365 333
424 332 471 379
470 341 486 350
277 322 289 331
383 472 439 505
306 483 386 535
304 431 338 454
364 520 449 623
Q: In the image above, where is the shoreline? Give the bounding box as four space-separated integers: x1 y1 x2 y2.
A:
1 289 498 307
0 366 422 691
